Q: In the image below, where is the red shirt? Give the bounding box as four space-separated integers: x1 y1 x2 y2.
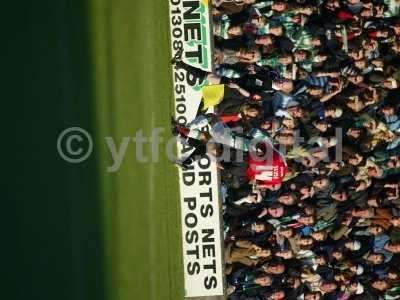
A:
246 142 288 186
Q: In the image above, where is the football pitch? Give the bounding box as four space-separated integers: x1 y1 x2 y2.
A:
10 1 184 300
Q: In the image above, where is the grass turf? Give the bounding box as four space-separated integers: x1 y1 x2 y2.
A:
7 1 184 300
89 1 184 299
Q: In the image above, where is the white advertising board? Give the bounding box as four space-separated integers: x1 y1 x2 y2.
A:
168 0 225 297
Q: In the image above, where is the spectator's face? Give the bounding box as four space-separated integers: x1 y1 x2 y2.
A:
361 40 373 52
311 38 321 46
300 186 312 197
304 206 316 215
267 264 285 274
287 277 301 288
367 197 379 207
315 256 327 265
303 6 315 15
347 127 361 138
271 120 280 130
321 282 337 293
345 241 358 250
313 148 329 160
390 217 400 227
384 79 397 89
255 36 272 46
270 26 283 36
364 120 376 130
371 59 384 70
349 99 361 112
299 215 314 225
261 120 272 130
314 121 328 132
255 275 272 286
384 131 395 142
324 136 337 147
302 157 316 168
276 250 293 259
332 191 348 202
372 280 389 291
330 108 342 119
349 265 358 273
279 55 293 65
348 75 363 84
355 60 367 69
378 30 389 38
394 25 400 35
312 231 326 241
367 254 383 264
349 50 362 60
227 25 242 36
349 282 361 293
279 228 293 238
278 194 295 205
272 2 287 11
271 291 285 300
241 49 261 63
369 226 383 236
386 189 397 198
253 223 266 232
348 154 362 166
261 119 281 132
328 161 341 170
389 271 399 280
275 79 291 91
295 51 307 61
367 166 381 177
305 293 321 300
309 87 323 97
325 108 335 118
313 178 329 189
299 237 313 246
199 132 210 142
251 16 264 27
292 107 303 118
393 44 400 55
381 106 395 116
276 133 295 145
385 243 400 253
361 8 372 17
326 0 339 9
268 206 284 218
259 249 271 257
315 54 328 63
388 157 399 168
282 117 295 129
352 208 370 218
332 251 343 260
245 108 259 118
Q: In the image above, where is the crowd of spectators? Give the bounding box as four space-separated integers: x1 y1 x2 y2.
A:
172 0 400 298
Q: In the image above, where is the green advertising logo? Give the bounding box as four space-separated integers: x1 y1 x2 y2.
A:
185 2 211 91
